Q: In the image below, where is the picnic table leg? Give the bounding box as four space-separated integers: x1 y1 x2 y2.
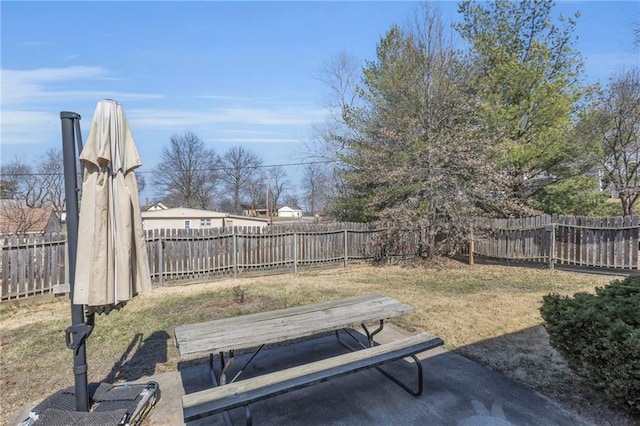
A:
208 353 217 385
334 320 385 350
245 406 253 426
361 319 384 347
230 344 266 384
334 324 426 397
375 354 424 396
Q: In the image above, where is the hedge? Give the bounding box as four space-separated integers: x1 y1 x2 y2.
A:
540 275 640 415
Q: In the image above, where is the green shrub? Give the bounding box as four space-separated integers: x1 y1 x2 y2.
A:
540 275 640 415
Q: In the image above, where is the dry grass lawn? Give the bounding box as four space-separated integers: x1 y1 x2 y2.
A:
1 260 637 425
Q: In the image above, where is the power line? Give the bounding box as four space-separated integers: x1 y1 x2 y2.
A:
0 159 337 178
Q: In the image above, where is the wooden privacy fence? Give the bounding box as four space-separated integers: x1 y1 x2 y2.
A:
144 222 385 285
1 233 67 300
472 215 640 270
0 222 403 301
5 215 639 300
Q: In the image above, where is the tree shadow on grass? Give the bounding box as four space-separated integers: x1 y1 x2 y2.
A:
104 330 170 383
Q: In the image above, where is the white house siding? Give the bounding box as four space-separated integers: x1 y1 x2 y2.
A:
141 207 269 231
277 206 303 218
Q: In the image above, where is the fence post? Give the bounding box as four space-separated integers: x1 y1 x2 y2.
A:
344 229 348 268
546 224 555 270
293 231 298 274
232 230 238 278
157 235 164 286
469 225 475 266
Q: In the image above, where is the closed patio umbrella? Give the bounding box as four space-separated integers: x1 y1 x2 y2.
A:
21 101 159 424
74 99 151 313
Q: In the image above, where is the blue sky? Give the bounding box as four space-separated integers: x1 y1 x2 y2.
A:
1 1 638 201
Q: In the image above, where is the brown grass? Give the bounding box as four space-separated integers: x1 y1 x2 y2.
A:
1 260 637 425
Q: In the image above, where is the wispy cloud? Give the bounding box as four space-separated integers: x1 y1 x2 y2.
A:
196 94 268 102
211 137 303 144
0 110 59 145
1 66 164 106
127 106 327 130
0 66 166 146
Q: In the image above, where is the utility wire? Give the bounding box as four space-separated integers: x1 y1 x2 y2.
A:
0 159 337 178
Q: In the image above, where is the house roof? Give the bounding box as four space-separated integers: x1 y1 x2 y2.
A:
145 202 169 211
0 207 59 234
141 207 227 219
278 205 303 212
141 207 269 223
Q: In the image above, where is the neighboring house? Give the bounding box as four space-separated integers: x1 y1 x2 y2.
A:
277 206 303 218
145 202 169 211
0 207 62 234
141 207 269 231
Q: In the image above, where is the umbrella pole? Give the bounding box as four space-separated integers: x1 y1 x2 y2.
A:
61 111 92 412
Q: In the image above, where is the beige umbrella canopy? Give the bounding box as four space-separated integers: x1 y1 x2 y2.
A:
73 99 151 314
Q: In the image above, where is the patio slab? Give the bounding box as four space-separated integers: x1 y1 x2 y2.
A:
10 323 591 425
145 323 590 426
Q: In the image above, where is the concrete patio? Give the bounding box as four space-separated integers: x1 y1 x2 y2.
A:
144 324 590 426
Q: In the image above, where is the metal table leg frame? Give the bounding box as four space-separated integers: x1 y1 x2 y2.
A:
375 355 424 396
211 345 267 386
335 328 425 397
208 353 218 386
361 319 384 347
212 350 235 386
230 344 265 384
335 320 384 350
335 328 367 351
244 405 252 426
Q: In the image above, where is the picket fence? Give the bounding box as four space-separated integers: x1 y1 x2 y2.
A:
3 216 639 301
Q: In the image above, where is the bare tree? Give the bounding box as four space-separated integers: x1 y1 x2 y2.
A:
579 67 640 215
152 132 220 209
282 194 300 209
37 149 65 216
219 146 262 215
246 172 266 215
0 162 24 199
0 159 44 208
268 166 288 212
302 163 331 215
305 52 363 199
0 156 62 233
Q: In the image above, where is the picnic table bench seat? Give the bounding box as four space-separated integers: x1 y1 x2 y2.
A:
182 332 444 424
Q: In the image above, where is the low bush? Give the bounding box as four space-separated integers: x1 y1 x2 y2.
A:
540 275 640 415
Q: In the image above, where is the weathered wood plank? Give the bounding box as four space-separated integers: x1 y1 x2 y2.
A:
175 294 413 358
182 332 443 422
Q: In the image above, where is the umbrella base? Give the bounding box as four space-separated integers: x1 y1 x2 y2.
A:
19 381 160 426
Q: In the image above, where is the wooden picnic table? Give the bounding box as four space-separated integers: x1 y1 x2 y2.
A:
174 293 413 384
175 293 444 424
